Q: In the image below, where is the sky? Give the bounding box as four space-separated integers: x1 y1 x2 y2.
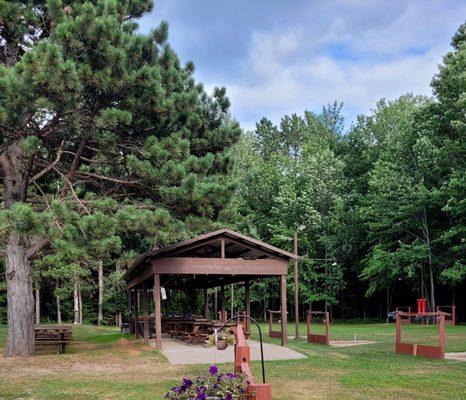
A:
139 0 466 131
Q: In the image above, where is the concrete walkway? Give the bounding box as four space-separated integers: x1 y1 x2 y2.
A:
151 337 306 365
445 352 466 362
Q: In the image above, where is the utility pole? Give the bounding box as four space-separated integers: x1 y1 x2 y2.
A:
294 231 299 339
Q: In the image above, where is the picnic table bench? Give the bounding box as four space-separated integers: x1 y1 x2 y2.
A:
35 325 72 354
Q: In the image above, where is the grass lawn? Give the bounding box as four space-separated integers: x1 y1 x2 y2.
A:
0 322 465 399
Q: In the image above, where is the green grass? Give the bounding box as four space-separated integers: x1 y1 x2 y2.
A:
0 322 465 399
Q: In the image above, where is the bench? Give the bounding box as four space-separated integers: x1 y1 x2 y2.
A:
35 326 72 354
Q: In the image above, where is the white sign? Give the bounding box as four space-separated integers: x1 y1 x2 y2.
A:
161 287 167 300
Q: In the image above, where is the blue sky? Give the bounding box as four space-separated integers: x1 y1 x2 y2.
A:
139 1 466 131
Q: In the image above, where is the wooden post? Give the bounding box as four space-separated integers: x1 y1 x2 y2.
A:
245 280 250 334
143 284 149 343
294 231 299 339
154 274 162 351
230 284 234 318
280 274 288 346
439 314 445 358
134 289 139 339
129 290 134 334
204 288 209 319
395 312 401 348
220 284 226 323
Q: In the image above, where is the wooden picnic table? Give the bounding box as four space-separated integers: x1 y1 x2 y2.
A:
35 325 72 354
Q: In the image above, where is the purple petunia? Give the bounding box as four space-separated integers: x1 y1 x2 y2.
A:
209 364 218 375
225 393 233 400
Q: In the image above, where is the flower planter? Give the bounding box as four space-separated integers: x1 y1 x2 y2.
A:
216 339 229 350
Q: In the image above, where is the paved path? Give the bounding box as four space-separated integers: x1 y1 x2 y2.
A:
445 352 466 362
151 337 306 365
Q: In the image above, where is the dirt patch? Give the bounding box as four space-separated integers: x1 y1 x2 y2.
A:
112 338 143 356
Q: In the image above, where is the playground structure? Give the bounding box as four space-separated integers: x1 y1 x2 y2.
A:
234 322 272 400
306 311 330 345
268 310 284 339
395 306 412 324
437 305 456 326
395 311 448 360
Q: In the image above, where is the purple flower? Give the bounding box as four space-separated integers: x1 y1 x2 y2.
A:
197 394 206 400
225 393 233 400
209 364 218 375
182 378 193 388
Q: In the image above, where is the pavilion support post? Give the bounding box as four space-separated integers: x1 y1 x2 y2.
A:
154 273 162 351
280 274 288 346
143 284 149 343
230 284 234 318
204 288 209 319
134 289 140 339
128 290 134 334
220 285 226 323
245 280 250 334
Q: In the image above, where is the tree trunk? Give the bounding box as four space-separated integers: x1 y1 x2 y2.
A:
2 143 36 357
74 278 80 324
56 280 62 324
78 280 83 324
35 285 40 325
98 259 104 325
4 234 35 357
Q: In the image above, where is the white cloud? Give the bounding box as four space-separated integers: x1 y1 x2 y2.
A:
217 1 466 130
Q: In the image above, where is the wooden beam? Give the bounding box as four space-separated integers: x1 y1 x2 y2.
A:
143 284 149 343
128 290 134 334
154 274 162 351
245 280 250 334
152 257 288 276
127 265 154 289
281 275 288 346
221 239 226 258
220 285 226 322
134 290 139 339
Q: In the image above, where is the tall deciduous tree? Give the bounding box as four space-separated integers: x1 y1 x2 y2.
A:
0 1 239 356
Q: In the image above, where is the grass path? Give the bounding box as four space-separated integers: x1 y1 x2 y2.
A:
0 323 465 399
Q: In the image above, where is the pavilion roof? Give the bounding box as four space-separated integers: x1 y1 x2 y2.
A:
125 228 299 283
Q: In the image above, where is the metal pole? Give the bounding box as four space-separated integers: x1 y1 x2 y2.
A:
217 314 266 384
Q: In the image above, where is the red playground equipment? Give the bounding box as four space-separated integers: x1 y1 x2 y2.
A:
437 305 456 326
268 310 283 339
306 311 330 345
395 311 449 360
395 306 412 324
234 322 272 400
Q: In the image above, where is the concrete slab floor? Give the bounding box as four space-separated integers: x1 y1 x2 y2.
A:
150 337 307 365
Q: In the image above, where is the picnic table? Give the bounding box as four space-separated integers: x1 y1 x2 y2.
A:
35 325 72 354
163 318 237 344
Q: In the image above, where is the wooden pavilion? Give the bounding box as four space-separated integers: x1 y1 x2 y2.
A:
124 228 299 350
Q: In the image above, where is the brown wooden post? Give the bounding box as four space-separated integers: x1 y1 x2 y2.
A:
395 312 401 351
439 314 445 359
143 284 149 343
134 289 140 339
154 273 162 351
220 284 226 323
204 288 209 319
294 231 299 339
452 305 456 326
230 284 234 318
280 274 288 346
128 290 134 334
245 280 250 334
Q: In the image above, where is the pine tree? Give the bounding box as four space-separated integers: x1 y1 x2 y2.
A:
0 1 239 356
